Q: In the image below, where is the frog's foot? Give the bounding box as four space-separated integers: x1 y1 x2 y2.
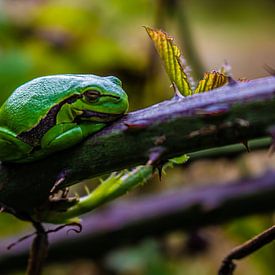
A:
48 188 79 212
0 127 32 162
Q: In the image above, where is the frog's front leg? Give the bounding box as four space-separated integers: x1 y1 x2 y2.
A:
41 122 106 151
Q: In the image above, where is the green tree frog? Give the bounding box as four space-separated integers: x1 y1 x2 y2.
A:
0 74 128 163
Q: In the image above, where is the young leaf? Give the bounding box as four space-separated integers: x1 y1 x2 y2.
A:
40 166 154 224
145 27 192 96
161 154 190 176
194 71 228 94
168 154 189 165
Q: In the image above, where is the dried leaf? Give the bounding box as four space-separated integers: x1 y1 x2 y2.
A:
194 71 228 94
145 27 192 96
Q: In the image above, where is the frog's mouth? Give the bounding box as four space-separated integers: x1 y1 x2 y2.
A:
81 110 123 122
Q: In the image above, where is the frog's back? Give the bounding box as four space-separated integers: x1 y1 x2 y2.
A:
0 75 83 134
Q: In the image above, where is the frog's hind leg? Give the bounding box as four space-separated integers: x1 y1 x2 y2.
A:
0 127 32 162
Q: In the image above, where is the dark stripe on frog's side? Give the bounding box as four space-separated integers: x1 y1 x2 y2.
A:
18 94 82 147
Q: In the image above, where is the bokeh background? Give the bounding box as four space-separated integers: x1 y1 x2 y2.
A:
0 0 275 274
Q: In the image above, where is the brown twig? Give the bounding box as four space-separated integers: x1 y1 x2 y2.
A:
6 222 82 275
218 225 275 275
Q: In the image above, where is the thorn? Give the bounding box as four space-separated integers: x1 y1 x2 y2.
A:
157 165 163 181
124 120 149 132
171 82 184 99
268 144 275 157
242 140 250 152
227 76 238 86
147 146 166 166
264 64 275 76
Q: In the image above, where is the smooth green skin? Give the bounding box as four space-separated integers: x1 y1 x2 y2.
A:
0 74 128 163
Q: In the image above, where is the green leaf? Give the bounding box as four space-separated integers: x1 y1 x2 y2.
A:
194 71 228 94
169 154 189 165
41 166 154 224
163 154 189 173
145 27 192 96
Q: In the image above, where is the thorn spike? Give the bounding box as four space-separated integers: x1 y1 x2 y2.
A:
123 121 149 131
227 76 238 86
172 82 184 99
268 144 275 157
157 165 163 181
242 140 250 152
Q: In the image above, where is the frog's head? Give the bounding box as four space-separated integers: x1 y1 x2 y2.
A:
70 75 129 122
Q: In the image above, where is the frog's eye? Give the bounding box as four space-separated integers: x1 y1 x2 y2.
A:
84 90 101 102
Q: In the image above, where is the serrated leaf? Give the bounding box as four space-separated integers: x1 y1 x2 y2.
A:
169 154 189 165
194 71 228 94
163 154 189 173
145 27 192 96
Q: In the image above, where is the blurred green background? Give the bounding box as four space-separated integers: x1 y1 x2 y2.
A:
0 0 275 274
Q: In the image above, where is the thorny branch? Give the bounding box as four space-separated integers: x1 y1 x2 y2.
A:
0 76 275 218
1 169 275 272
1 76 275 274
